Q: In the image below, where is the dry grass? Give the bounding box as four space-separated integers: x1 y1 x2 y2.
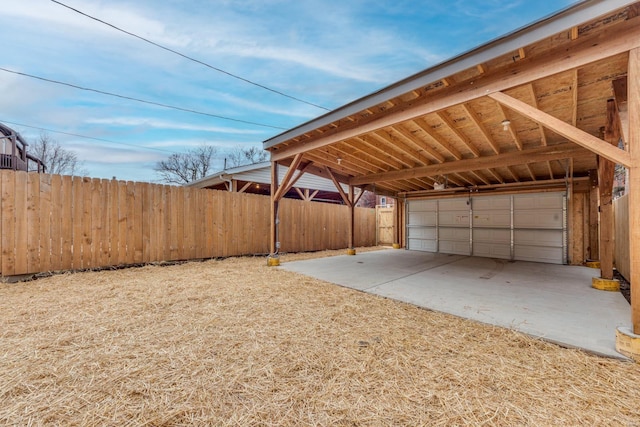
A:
1 248 639 426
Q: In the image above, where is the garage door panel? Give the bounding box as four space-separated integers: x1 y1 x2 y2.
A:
514 193 563 210
408 227 436 239
473 211 511 228
439 212 470 227
514 229 563 247
473 196 510 210
409 200 437 212
473 242 511 259
408 212 436 226
514 245 563 264
439 227 470 241
439 240 470 255
438 199 468 211
514 211 563 229
473 229 510 259
473 228 510 243
408 238 437 251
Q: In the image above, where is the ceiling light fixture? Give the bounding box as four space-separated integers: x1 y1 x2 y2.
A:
337 157 342 165
501 119 511 131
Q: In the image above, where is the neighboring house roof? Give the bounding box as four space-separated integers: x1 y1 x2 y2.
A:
187 161 349 194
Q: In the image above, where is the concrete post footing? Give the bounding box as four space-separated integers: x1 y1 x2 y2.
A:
616 327 640 362
591 277 620 291
585 260 601 269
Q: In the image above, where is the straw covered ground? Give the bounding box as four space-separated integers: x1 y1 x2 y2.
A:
1 248 639 426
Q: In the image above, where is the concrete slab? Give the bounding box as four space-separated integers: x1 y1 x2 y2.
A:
282 249 631 359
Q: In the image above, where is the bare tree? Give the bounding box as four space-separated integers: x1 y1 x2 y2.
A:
226 145 268 168
357 190 377 208
30 133 87 175
155 145 218 184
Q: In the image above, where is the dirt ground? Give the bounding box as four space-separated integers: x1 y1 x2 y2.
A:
1 248 639 426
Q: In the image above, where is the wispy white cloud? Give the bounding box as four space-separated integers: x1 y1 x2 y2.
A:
85 117 265 135
3 1 183 47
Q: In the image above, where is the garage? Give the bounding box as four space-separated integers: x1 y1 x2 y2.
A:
407 191 566 264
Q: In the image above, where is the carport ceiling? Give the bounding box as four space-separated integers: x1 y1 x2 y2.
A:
264 1 639 196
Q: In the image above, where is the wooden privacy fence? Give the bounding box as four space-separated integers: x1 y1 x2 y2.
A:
614 194 630 281
0 171 376 277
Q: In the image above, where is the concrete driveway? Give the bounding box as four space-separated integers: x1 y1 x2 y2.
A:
281 249 631 359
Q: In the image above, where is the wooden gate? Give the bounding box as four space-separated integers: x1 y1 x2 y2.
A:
377 206 395 245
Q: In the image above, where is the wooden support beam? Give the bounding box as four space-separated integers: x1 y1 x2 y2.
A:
325 166 351 206
350 143 585 186
238 181 252 193
348 185 355 249
271 20 640 162
588 170 599 260
613 77 629 145
273 153 303 201
397 177 587 198
598 100 620 280
277 161 314 200
270 161 279 255
353 188 365 206
627 48 640 334
294 187 305 200
571 69 579 127
489 92 634 168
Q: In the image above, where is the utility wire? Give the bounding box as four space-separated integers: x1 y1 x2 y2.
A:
50 0 331 112
0 118 180 154
0 67 286 130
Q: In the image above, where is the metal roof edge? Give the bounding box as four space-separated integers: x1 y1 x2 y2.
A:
185 161 272 187
263 0 634 149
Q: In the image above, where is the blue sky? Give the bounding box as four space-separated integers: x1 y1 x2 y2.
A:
1 0 576 182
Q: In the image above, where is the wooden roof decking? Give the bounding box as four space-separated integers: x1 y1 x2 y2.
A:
263 1 639 196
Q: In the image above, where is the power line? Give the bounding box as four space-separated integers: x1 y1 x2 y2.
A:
0 67 287 131
50 0 331 112
0 118 179 154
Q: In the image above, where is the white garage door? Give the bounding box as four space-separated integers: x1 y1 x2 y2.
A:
407 192 566 264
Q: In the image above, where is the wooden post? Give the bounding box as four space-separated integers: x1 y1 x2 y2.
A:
393 198 402 249
588 170 599 260
348 185 355 249
268 161 280 265
597 100 620 280
628 48 640 335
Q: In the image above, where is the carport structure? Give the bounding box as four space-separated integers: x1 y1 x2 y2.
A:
263 0 640 356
